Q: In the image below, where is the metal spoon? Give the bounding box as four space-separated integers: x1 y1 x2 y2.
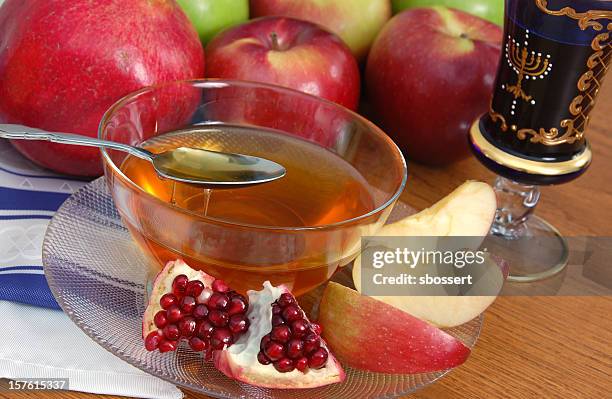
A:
0 124 286 186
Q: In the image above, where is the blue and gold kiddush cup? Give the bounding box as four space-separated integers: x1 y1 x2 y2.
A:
470 0 611 185
470 1 611 282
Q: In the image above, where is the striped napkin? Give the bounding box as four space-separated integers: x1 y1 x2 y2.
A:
0 139 182 399
0 139 87 308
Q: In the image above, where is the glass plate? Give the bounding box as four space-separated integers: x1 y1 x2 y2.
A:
42 177 482 399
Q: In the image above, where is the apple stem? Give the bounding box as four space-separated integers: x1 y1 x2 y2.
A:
269 32 281 51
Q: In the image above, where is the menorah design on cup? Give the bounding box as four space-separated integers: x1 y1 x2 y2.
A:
503 31 553 105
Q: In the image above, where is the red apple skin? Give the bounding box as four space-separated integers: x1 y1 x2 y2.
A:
250 0 391 60
0 0 205 176
366 7 502 165
206 16 360 111
318 282 471 374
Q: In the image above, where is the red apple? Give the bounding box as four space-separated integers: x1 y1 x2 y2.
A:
250 0 391 60
318 282 471 373
205 16 360 110
366 7 502 165
0 0 205 176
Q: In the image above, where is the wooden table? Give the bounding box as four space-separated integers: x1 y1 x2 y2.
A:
2 83 611 399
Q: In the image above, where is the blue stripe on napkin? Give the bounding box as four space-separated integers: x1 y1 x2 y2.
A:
0 214 54 220
0 273 61 309
0 187 70 211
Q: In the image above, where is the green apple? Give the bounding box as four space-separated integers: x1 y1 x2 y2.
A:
177 0 249 44
392 0 504 26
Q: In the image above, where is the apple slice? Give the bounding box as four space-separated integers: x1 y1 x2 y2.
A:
353 252 508 327
352 181 502 327
318 282 471 374
387 180 496 238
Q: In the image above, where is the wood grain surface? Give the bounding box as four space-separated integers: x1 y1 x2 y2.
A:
1 83 610 399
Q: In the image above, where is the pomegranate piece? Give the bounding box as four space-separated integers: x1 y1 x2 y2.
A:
144 331 162 351
227 295 248 315
214 282 345 389
186 280 204 297
189 336 207 352
290 319 308 338
172 274 188 296
295 357 309 372
158 339 177 353
192 304 209 319
143 260 344 389
263 341 285 361
274 358 295 373
162 324 180 341
159 293 177 310
153 311 168 329
212 279 230 293
180 296 197 313
142 260 249 356
270 325 291 343
178 317 196 337
228 315 249 334
208 292 229 310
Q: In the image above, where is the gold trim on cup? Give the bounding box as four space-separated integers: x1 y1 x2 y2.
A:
469 119 592 176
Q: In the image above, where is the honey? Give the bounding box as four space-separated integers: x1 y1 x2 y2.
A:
118 125 376 295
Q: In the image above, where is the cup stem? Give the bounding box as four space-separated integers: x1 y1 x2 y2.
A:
491 176 541 239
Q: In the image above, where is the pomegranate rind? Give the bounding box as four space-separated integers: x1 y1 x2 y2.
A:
213 282 345 389
142 259 215 338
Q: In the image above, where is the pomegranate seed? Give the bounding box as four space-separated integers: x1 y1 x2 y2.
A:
208 292 229 310
257 351 272 365
282 305 302 322
188 336 208 352
274 358 295 373
303 333 321 355
192 304 209 319
178 317 196 337
271 325 291 343
291 319 308 338
211 328 233 350
158 339 177 353
260 334 271 352
212 279 230 293
227 295 247 315
196 320 214 339
208 310 229 327
286 339 304 359
228 314 249 334
185 280 204 297
166 305 182 323
277 293 295 307
144 331 162 351
197 288 213 303
308 347 328 369
271 315 285 327
264 341 285 361
295 357 309 372
180 296 196 314
172 274 189 296
153 311 168 328
310 322 322 335
159 293 177 310
272 303 282 315
162 324 180 340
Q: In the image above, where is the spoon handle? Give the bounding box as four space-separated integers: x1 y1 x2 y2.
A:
0 124 153 160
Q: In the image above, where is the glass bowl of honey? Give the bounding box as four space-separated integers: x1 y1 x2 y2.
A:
99 80 406 296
